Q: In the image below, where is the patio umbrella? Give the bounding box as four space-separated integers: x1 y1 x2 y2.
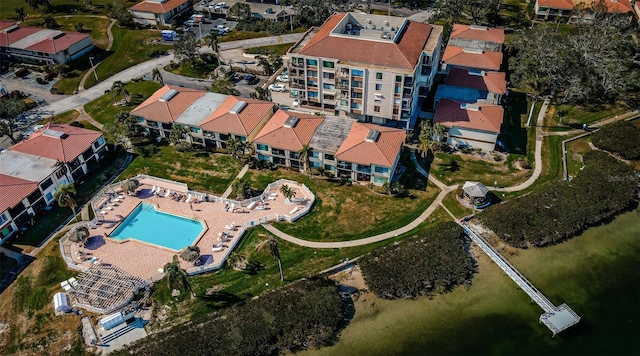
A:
179 245 201 262
121 179 140 194
69 226 90 245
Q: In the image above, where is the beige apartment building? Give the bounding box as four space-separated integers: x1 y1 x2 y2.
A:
287 12 442 130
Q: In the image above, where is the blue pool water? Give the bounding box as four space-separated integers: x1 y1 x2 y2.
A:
110 203 204 250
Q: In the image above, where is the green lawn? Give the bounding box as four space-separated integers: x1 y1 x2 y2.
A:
244 43 295 56
501 91 531 156
165 60 217 79
429 152 532 187
565 136 592 179
84 80 162 126
10 150 127 253
498 0 531 28
303 207 640 356
83 26 170 88
37 109 80 125
547 103 629 129
441 192 472 219
0 1 112 21
118 146 242 194
243 169 439 242
219 30 270 43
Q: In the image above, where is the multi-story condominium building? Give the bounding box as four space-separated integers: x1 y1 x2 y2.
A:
0 21 93 65
0 124 107 243
253 110 405 185
130 0 192 26
131 85 276 148
534 0 633 23
287 12 443 130
441 24 504 73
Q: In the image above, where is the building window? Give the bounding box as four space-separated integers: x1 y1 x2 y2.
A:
272 148 285 156
395 85 401 94
190 127 201 133
324 153 334 161
0 213 7 225
306 59 317 66
310 151 319 158
325 164 335 170
256 144 269 151
45 192 53 201
375 83 382 91
322 61 334 68
40 177 53 190
374 106 380 112
55 166 68 179
307 70 318 77
310 161 320 168
352 69 363 77
308 91 319 98
395 75 402 82
376 72 383 80
374 176 387 184
323 83 335 90
375 166 389 174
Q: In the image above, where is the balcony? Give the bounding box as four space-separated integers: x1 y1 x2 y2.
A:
336 104 349 111
290 81 304 89
356 165 371 174
290 61 304 68
336 81 349 89
337 68 349 78
337 161 351 170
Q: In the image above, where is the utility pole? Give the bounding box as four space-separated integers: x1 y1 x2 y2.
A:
88 56 98 81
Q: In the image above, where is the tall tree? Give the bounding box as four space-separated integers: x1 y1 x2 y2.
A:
151 67 164 85
298 144 312 179
231 178 250 199
54 183 78 221
24 0 51 10
111 81 130 104
173 31 199 64
169 125 189 145
255 237 284 282
256 55 273 76
249 86 271 101
74 22 84 33
205 31 221 65
211 68 237 95
227 2 252 22
0 98 28 144
15 7 26 22
279 184 296 201
164 255 193 296
436 0 501 25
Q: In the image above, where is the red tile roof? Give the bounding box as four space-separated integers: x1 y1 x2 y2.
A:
130 85 206 124
445 67 507 94
253 110 324 152
0 21 90 54
336 123 405 167
0 174 39 213
297 14 435 70
434 99 504 133
450 24 505 44
442 46 503 71
538 0 574 9
10 123 103 163
129 0 190 14
199 96 275 136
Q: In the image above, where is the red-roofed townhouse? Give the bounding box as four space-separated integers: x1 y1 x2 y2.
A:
287 12 443 130
435 67 507 106
535 0 634 22
130 0 192 26
441 24 504 73
335 122 405 185
0 21 93 64
0 124 107 243
434 99 504 151
253 110 325 171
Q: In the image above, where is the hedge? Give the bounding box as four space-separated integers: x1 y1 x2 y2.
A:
359 222 474 300
117 278 345 356
479 151 637 248
591 121 640 160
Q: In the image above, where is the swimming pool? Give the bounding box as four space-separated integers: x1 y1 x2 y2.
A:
110 203 205 251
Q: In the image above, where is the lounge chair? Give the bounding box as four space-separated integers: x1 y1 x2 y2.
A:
105 206 114 211
151 186 157 194
185 194 192 203
164 189 171 198
289 207 299 215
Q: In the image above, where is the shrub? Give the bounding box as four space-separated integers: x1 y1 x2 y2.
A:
479 151 637 248
591 121 640 160
359 222 474 299
117 278 345 356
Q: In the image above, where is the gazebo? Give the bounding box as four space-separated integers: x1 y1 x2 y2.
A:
462 181 491 208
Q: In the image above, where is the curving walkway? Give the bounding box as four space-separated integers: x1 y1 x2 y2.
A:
78 19 117 92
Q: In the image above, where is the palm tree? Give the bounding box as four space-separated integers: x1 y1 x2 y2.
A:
433 123 446 148
74 22 84 33
164 255 193 296
69 225 90 246
227 252 247 270
120 178 140 194
151 67 164 86
231 178 250 200
15 7 26 22
255 238 283 281
225 137 246 160
111 81 129 104
169 125 189 145
179 246 201 263
298 144 312 179
279 184 296 202
205 31 220 65
54 183 78 221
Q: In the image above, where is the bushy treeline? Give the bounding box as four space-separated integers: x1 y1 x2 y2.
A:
480 151 637 248
359 222 474 300
117 278 345 356
592 121 640 161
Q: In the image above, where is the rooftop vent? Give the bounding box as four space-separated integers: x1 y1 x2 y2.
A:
469 25 489 31
148 0 169 3
463 48 484 54
365 129 380 143
468 70 486 77
4 25 19 33
283 116 299 128
229 101 247 114
159 89 178 102
51 32 65 40
42 129 68 139
461 103 481 111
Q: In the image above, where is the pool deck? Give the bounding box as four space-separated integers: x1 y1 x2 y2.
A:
70 179 312 280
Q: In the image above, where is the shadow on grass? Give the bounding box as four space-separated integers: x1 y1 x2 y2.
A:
198 291 243 310
501 92 529 155
243 260 265 275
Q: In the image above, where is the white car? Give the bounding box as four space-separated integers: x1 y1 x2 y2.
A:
276 74 289 82
292 99 300 107
216 25 230 32
268 84 287 92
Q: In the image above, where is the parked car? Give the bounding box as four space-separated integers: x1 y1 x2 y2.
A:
216 25 230 32
183 20 196 27
276 74 289 82
268 84 287 92
240 74 259 85
292 98 300 107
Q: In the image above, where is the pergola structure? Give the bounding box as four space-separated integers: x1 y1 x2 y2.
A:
69 265 147 314
462 181 491 208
